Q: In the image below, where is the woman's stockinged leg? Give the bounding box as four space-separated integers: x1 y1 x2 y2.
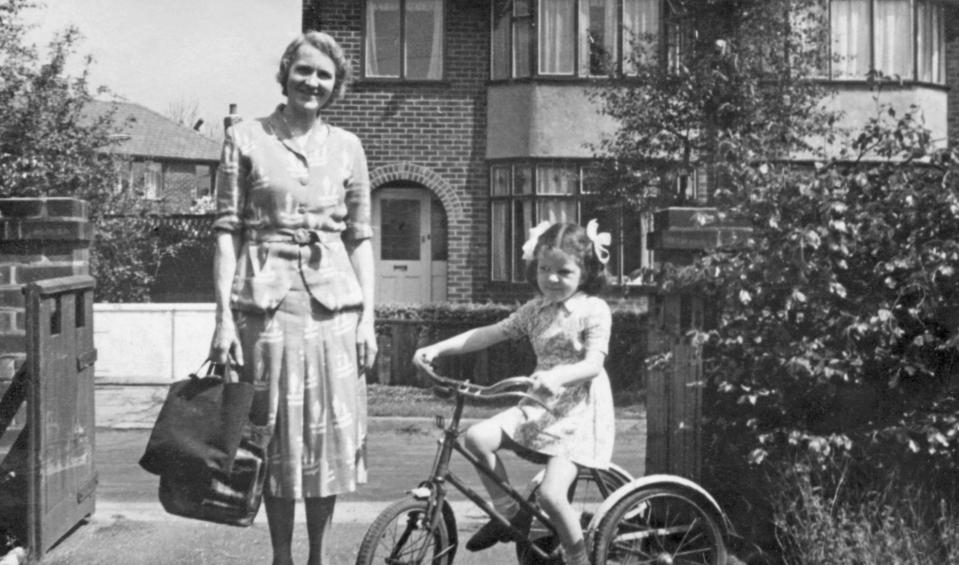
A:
264 495 296 565
305 495 336 565
536 457 588 565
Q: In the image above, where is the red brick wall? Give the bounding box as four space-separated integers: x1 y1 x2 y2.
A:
0 198 91 379
306 0 492 303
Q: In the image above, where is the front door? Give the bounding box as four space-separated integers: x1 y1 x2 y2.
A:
372 188 433 303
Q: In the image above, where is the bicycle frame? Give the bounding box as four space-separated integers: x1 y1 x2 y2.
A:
412 391 560 562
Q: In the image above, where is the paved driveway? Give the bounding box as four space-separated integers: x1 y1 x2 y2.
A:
37 417 645 564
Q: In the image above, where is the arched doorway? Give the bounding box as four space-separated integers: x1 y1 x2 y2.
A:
371 185 448 303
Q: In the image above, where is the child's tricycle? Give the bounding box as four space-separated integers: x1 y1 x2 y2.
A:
355 366 733 564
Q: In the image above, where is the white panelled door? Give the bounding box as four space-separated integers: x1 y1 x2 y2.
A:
372 188 433 303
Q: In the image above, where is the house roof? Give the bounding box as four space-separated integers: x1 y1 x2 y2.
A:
86 100 221 163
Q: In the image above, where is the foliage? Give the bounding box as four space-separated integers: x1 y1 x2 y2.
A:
0 0 184 301
687 104 959 476
588 0 838 210
591 0 959 550
771 455 959 564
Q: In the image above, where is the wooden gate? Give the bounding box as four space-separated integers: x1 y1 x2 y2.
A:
645 294 704 482
0 275 97 561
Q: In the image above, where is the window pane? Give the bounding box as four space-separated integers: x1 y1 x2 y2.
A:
492 202 509 280
366 0 402 77
380 198 421 260
874 0 912 79
406 0 444 79
581 0 618 76
515 165 533 194
514 0 532 77
492 0 511 79
513 200 533 281
830 0 871 79
623 0 659 74
491 166 511 195
536 199 576 224
539 0 576 74
790 0 829 77
917 1 945 84
536 166 577 194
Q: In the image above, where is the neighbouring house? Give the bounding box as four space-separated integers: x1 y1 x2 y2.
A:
301 0 959 306
85 100 221 214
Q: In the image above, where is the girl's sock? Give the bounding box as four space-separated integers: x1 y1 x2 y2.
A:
491 493 519 519
563 539 589 565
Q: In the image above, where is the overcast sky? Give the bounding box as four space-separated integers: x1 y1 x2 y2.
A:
26 0 301 135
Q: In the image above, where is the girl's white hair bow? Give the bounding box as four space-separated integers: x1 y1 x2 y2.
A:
521 221 552 262
586 219 611 264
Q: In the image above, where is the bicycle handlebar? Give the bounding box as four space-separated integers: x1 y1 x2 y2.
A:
417 362 550 410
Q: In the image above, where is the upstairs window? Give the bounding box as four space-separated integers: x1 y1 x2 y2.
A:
491 0 662 79
365 0 445 80
829 0 945 84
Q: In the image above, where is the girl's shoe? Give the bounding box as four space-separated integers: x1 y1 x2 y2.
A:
465 512 529 551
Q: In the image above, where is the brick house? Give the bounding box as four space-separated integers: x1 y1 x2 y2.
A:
85 100 221 214
303 0 959 305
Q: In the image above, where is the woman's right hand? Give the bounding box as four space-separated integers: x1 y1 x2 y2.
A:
210 318 243 366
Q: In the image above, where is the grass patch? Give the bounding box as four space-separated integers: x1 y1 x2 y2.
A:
367 384 646 420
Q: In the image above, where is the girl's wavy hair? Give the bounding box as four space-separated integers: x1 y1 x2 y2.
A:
276 30 352 109
525 222 608 295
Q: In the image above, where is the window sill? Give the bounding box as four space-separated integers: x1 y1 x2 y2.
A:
355 78 452 88
813 79 948 91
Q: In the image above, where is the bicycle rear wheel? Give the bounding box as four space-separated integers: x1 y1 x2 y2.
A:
355 498 454 565
590 485 727 565
516 465 633 565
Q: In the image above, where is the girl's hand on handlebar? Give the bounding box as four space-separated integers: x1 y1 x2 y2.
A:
530 371 562 397
413 347 439 372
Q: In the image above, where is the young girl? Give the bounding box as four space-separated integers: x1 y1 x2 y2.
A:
413 220 614 565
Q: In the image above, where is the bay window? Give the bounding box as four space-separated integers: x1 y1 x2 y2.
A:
491 0 661 79
490 162 652 284
829 0 946 83
365 0 444 80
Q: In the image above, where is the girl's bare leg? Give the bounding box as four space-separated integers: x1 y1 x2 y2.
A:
536 457 588 565
463 418 511 508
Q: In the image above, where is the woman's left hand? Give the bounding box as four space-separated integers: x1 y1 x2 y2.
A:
356 319 378 373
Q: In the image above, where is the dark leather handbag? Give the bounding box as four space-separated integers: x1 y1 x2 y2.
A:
157 426 270 527
139 359 254 478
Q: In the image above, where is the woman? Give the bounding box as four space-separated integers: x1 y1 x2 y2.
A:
209 31 376 565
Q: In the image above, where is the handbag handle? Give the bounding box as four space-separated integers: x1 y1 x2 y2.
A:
194 354 242 383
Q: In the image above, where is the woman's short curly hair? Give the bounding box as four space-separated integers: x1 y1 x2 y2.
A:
276 31 352 110
524 222 608 296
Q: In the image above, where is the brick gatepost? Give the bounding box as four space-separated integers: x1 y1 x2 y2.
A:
0 197 92 380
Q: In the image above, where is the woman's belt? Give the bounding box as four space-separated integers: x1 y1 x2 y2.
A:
244 227 342 246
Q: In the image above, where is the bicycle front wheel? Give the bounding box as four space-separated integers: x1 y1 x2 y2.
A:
355 498 454 565
590 485 727 565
